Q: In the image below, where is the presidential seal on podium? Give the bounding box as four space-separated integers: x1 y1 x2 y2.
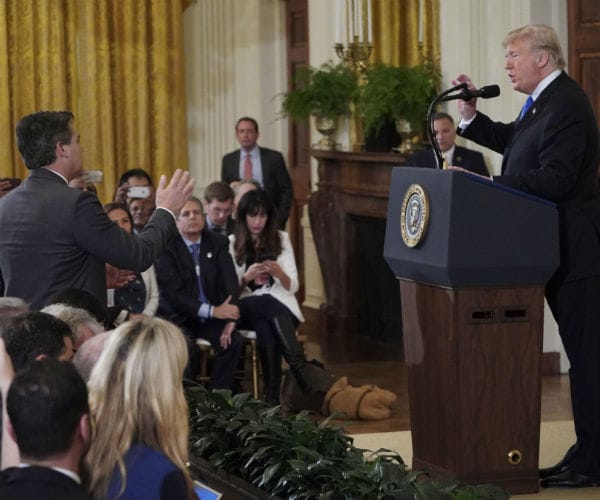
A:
400 183 429 248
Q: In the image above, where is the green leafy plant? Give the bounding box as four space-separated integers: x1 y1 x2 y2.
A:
359 62 439 136
280 61 359 121
187 387 509 500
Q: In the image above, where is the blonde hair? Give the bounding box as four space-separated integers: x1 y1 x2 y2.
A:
503 24 566 70
84 318 193 499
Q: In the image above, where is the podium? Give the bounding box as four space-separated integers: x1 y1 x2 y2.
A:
384 167 559 494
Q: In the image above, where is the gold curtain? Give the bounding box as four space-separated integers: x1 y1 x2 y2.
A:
0 0 188 203
370 0 440 68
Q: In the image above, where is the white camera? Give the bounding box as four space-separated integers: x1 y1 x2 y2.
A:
127 186 151 198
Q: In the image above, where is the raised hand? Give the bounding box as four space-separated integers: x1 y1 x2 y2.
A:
452 74 478 121
155 169 195 215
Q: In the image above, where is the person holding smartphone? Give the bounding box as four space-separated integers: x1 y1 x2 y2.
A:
229 190 318 405
112 168 156 233
113 168 154 204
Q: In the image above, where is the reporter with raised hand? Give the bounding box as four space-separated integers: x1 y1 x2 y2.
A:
0 111 194 310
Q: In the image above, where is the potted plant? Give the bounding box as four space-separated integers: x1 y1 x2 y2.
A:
280 61 358 149
358 62 439 152
187 387 509 499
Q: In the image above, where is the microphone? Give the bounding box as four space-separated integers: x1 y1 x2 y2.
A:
442 84 500 102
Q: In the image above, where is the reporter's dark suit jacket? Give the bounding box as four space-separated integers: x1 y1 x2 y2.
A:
154 228 242 389
408 145 489 176
221 146 293 226
0 168 177 310
0 466 91 500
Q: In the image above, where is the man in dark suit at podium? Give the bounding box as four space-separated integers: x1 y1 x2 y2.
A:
454 24 600 489
221 117 293 228
408 112 489 176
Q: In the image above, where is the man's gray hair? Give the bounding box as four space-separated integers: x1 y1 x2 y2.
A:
41 303 104 346
503 24 566 70
0 297 28 318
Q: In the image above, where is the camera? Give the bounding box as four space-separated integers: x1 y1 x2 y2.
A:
127 186 151 198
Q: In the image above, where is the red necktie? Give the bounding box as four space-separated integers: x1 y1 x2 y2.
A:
243 154 252 179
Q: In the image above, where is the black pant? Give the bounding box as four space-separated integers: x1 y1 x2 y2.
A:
546 275 600 476
237 295 299 402
184 317 244 391
237 294 299 346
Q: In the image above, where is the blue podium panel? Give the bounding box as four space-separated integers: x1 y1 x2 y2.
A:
384 167 559 288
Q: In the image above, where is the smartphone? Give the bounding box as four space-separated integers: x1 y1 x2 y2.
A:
256 253 277 263
0 178 21 190
127 186 151 198
82 170 103 183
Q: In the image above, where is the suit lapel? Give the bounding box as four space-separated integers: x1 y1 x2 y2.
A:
259 147 268 181
199 231 216 299
502 74 565 171
174 237 197 295
453 146 464 166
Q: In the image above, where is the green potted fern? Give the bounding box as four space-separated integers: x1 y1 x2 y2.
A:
280 61 358 149
358 62 439 152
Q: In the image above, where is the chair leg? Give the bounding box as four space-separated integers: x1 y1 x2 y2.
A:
250 338 259 399
196 339 214 387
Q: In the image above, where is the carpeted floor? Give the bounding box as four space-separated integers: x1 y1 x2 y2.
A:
351 420 598 498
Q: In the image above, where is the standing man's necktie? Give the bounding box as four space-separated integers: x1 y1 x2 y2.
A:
190 243 207 303
243 154 253 180
519 96 534 120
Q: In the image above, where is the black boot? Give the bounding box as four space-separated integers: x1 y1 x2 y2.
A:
257 343 282 406
271 315 320 394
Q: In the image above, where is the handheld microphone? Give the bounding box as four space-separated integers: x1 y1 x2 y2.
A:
442 84 500 102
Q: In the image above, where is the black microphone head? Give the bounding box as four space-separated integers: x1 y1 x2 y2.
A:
480 84 500 99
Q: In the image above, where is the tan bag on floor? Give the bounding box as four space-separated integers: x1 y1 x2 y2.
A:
322 376 397 420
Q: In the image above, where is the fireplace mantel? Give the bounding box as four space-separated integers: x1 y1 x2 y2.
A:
308 149 408 333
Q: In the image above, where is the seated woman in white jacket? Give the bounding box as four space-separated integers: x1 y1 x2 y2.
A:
229 190 323 405
104 203 159 323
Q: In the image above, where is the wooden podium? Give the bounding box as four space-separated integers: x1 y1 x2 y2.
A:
383 168 559 494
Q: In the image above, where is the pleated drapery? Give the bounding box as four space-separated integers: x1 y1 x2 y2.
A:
0 0 189 202
371 0 440 67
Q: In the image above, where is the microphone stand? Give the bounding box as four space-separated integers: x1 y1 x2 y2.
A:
426 83 468 169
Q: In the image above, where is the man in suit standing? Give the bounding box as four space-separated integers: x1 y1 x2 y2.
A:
154 196 243 390
0 359 91 499
221 117 293 228
408 112 489 176
454 24 600 488
0 111 193 310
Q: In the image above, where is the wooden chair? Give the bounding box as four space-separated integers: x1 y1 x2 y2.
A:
197 329 305 400
196 334 260 399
